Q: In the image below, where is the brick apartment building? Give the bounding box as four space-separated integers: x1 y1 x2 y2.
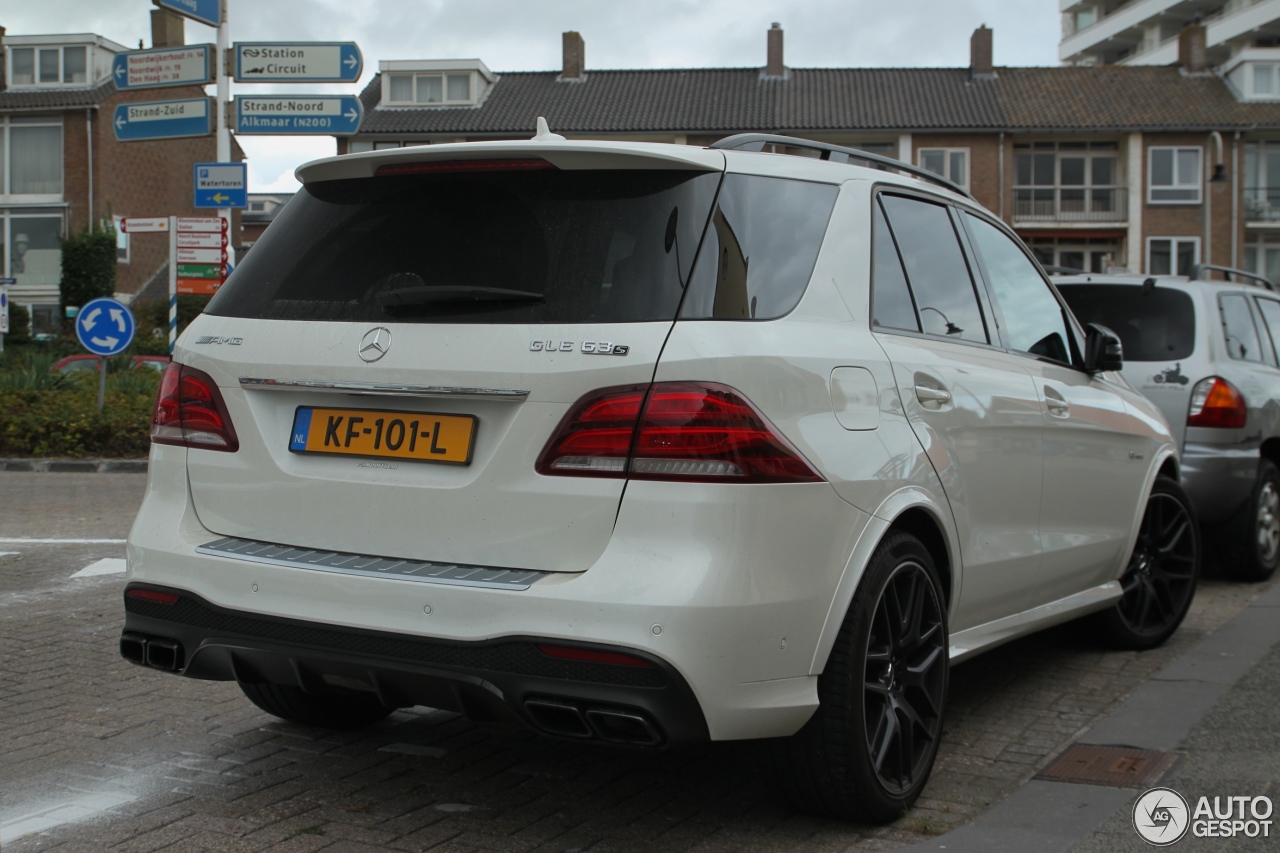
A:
337 23 1280 283
0 9 242 336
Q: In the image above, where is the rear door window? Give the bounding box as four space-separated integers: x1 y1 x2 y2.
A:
206 167 722 324
1057 285 1197 361
1253 297 1280 365
878 194 988 344
680 174 838 320
870 200 920 332
1220 294 1265 362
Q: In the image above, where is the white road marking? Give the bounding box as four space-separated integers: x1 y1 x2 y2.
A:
0 551 18 557
70 558 128 578
0 792 136 842
0 538 127 544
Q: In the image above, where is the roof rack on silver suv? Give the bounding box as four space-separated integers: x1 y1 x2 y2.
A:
1188 263 1275 291
710 133 975 200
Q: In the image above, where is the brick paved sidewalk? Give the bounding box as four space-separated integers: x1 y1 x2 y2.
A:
0 473 1273 851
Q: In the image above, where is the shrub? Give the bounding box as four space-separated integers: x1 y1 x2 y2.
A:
131 295 212 354
60 225 118 327
4 303 31 346
0 369 160 457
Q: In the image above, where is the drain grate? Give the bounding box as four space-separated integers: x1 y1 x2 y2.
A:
1036 744 1179 789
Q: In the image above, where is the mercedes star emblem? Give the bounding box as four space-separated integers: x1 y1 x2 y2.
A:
359 327 392 363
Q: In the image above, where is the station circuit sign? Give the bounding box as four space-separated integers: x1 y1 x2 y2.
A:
233 95 362 135
112 44 213 90
113 97 212 142
233 42 362 83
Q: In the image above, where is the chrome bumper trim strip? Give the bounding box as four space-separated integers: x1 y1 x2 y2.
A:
238 378 529 401
195 536 549 591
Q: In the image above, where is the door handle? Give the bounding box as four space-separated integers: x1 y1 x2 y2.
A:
914 385 952 406
1045 387 1069 417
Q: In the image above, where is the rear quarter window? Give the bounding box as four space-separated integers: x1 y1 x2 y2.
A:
1057 284 1196 361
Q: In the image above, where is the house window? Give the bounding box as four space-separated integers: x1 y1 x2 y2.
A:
2 116 63 197
112 216 128 264
1147 237 1199 276
384 73 474 105
1149 146 1202 203
2 211 65 333
8 45 89 87
1014 141 1122 220
918 148 969 189
1025 237 1122 274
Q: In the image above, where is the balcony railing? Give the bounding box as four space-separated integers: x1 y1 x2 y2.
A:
1013 186 1128 222
1246 187 1280 223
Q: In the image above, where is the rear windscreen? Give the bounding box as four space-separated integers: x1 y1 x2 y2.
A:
1057 284 1196 361
206 168 722 324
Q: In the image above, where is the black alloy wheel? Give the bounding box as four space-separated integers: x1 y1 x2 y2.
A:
1093 477 1199 650
863 560 947 794
771 532 949 823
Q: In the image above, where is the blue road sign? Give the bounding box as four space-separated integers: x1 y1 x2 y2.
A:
234 42 362 83
75 297 135 357
155 0 221 28
113 98 213 142
194 163 247 208
234 95 362 135
112 44 213 90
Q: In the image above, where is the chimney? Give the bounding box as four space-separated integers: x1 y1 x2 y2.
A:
765 22 785 78
1179 20 1209 73
970 25 994 78
150 8 184 49
561 31 585 80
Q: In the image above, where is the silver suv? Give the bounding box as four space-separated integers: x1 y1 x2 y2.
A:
1057 266 1280 581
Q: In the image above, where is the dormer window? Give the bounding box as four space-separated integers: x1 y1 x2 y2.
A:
9 45 88 86
1255 63 1279 97
386 72 473 105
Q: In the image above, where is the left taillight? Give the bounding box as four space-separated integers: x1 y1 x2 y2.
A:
150 363 239 452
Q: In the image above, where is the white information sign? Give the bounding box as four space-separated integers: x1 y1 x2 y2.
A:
175 217 224 233
120 217 170 233
176 247 226 264
176 232 224 249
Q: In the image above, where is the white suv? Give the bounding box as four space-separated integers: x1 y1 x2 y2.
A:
122 133 1198 823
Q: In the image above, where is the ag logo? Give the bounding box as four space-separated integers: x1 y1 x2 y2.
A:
1133 787 1190 845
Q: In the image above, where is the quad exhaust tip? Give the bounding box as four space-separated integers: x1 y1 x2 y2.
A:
120 632 184 672
525 698 662 746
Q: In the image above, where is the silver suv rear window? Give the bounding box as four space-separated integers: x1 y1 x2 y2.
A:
206 168 721 324
1058 284 1196 361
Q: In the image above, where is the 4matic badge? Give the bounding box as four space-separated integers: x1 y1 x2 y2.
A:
529 340 629 356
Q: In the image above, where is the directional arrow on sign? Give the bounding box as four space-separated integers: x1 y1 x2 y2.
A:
211 193 230 204
91 336 119 349
109 308 126 332
80 308 101 331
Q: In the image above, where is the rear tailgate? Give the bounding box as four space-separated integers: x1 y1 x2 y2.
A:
181 142 724 572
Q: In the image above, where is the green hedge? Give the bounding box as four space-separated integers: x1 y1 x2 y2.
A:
60 225 118 327
0 377 159 458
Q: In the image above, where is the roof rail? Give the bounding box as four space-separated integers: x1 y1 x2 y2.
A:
1188 264 1275 291
1043 265 1086 275
710 133 975 200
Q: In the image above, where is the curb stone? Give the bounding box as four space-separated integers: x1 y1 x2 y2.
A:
0 459 148 473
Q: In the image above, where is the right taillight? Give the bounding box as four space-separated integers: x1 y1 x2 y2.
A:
151 363 239 452
1187 376 1247 429
536 382 823 483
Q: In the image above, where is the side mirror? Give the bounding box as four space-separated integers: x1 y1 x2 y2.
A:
1085 323 1124 373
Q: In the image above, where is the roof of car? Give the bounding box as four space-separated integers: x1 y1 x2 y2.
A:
1052 272 1274 294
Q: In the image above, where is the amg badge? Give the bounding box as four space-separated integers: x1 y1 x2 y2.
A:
529 340 630 356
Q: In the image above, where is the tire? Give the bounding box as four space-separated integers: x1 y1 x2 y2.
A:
771 532 948 824
1089 476 1200 650
1221 459 1280 582
239 681 395 730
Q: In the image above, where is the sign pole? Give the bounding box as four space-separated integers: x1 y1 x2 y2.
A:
169 216 178 354
216 0 235 268
97 356 107 411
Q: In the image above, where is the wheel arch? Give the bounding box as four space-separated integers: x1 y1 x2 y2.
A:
1259 437 1280 472
808 488 959 676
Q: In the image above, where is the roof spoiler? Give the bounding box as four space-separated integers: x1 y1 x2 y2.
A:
1043 265 1086 276
710 133 974 200
1189 264 1275 291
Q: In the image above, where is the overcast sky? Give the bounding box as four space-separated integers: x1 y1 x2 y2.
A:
7 1 1062 191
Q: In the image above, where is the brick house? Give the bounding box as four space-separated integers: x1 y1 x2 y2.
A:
336 23 1280 283
0 10 242 336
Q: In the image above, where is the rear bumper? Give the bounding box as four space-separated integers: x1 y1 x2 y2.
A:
1180 440 1258 526
122 586 706 746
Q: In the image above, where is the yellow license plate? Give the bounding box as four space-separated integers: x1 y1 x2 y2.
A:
289 406 477 464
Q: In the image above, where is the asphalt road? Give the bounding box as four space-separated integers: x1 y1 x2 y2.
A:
0 471 1275 852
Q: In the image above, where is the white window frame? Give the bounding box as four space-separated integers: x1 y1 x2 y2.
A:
6 44 90 88
917 148 970 189
1148 146 1203 204
1146 236 1200 276
112 215 129 264
1253 63 1280 98
383 71 475 106
1 116 64 203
